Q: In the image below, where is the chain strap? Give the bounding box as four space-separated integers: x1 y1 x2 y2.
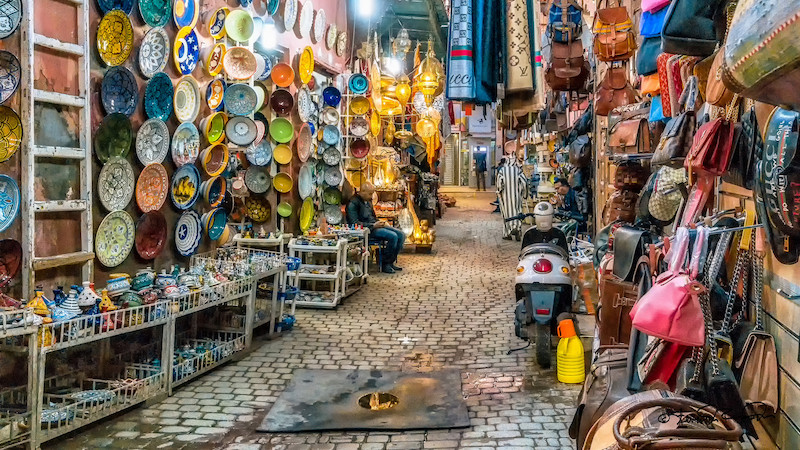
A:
752 244 765 330
721 245 749 333
696 232 735 378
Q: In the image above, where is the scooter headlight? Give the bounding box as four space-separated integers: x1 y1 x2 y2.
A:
533 259 553 274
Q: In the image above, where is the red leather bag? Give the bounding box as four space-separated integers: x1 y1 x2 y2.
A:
684 118 735 182
630 227 707 347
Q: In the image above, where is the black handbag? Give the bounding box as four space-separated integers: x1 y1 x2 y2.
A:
661 0 727 57
722 106 761 190
636 37 661 76
675 350 707 402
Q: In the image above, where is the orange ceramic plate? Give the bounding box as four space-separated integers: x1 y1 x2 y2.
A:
298 46 314 85
136 163 169 213
271 62 294 88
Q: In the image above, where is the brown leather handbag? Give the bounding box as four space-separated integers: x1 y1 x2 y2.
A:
608 118 651 156
613 163 649 190
706 50 735 107
602 189 639 225
593 0 637 62
597 67 638 116
546 41 591 92
597 256 642 346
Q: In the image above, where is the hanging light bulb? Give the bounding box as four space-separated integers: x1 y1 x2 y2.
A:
395 28 412 55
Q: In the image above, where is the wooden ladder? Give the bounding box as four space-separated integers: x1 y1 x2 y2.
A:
20 0 93 298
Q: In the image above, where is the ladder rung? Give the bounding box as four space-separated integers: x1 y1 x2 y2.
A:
33 89 84 108
33 145 86 159
33 251 95 271
34 200 88 213
33 34 84 56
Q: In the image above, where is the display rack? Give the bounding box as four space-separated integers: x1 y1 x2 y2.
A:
0 309 38 450
334 229 370 297
288 238 347 309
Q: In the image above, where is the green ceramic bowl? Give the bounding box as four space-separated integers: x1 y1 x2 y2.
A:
277 201 292 218
225 9 255 42
323 187 342 205
269 117 294 143
95 113 132 164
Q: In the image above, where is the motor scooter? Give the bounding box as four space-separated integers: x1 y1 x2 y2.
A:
506 203 576 368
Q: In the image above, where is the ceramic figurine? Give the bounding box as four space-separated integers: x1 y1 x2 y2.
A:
106 276 131 296
52 286 67 306
77 281 100 307
98 289 117 312
38 317 54 347
27 288 51 317
51 285 81 322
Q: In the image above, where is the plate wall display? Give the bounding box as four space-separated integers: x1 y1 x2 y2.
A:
208 7 228 39
173 75 200 123
245 165 271 194
144 72 173 121
313 8 326 43
245 196 271 222
0 51 20 104
283 0 298 32
139 0 171 28
225 83 258 116
173 0 198 28
171 163 200 210
101 65 138 116
97 10 134 67
98 156 134 212
0 174 19 233
98 0 134 14
246 139 272 166
298 46 314 85
225 9 255 42
94 113 131 164
336 30 347 57
135 211 167 260
135 163 168 212
326 22 337 49
136 118 170 165
171 122 200 167
139 27 170 79
95 210 135 268
298 163 313 199
0 105 21 163
205 43 226 77
175 210 202 256
174 26 199 75
225 116 257 146
223 46 257 80
0 0 21 40
206 78 226 112
298 0 313 38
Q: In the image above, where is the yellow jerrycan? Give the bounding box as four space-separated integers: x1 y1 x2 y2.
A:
556 318 585 384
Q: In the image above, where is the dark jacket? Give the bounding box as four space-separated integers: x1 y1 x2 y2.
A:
346 196 378 228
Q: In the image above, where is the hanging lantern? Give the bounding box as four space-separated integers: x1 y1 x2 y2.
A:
396 75 412 107
395 29 412 55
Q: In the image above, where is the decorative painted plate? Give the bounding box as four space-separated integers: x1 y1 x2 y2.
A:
98 156 134 212
174 27 199 75
94 113 131 164
0 51 20 104
313 9 326 44
245 196 271 223
246 139 272 166
283 0 298 31
225 9 255 42
296 122 312 162
139 27 170 79
255 52 272 81
336 30 347 57
135 163 168 212
144 72 173 121
349 116 369 137
0 105 21 163
324 188 342 205
173 75 200 123
321 124 340 145
175 210 202 256
223 46 257 80
171 122 200 167
299 197 314 231
173 0 198 29
171 163 200 210
322 146 341 165
298 46 314 85
97 0 134 14
205 43 226 76
0 174 19 233
225 116 257 146
135 211 167 260
0 0 22 40
298 163 313 199
267 0 280 15
95 210 135 268
321 106 339 125
273 172 292 193
224 83 258 116
206 78 226 111
326 22 337 50
298 0 313 38
139 0 171 28
101 66 138 116
201 111 227 145
245 165 271 194
324 203 343 225
348 74 368 94
324 165 342 186
136 118 170 165
208 7 228 39
97 10 133 67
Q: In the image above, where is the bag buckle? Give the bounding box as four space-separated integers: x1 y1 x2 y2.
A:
713 332 734 365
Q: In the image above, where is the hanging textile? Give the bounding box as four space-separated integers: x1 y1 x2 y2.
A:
446 0 476 101
529 0 545 112
505 0 534 94
471 0 504 104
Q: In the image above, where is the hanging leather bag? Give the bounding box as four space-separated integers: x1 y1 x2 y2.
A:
549 0 583 43
596 67 638 116
602 189 639 225
598 256 640 346
706 49 735 107
651 76 697 167
593 0 637 62
722 105 761 190
661 0 727 57
684 117 736 182
546 42 591 92
636 38 662 76
608 118 650 156
613 163 649 190
569 135 592 168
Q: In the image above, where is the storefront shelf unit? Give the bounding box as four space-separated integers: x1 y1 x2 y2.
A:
288 264 342 281
289 239 347 309
171 332 246 389
0 309 38 339
171 278 254 318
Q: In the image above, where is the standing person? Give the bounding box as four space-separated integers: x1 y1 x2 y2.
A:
496 157 528 241
474 151 487 191
346 182 405 274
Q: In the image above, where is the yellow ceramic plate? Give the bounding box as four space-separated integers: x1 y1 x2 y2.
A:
208 7 229 39
0 106 22 163
273 143 292 165
97 10 133 67
202 111 227 144
349 95 370 116
298 46 314 85
370 111 381 136
273 172 293 193
349 171 364 189
300 197 314 232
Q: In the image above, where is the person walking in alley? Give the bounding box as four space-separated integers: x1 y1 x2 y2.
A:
474 151 488 191
346 182 405 273
496 157 528 241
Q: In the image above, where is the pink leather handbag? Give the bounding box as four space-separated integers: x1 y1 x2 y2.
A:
630 227 707 347
642 0 671 13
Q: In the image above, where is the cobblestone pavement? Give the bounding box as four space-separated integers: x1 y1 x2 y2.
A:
58 192 580 449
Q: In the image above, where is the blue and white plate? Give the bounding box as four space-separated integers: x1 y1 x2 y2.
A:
206 78 226 112
246 139 273 166
348 73 369 94
173 0 198 29
0 51 20 104
97 0 134 15
171 164 200 210
175 210 202 256
101 66 138 116
139 26 170 79
0 0 22 40
171 122 200 167
224 83 258 116
174 26 199 75
0 174 19 233
136 118 170 165
144 72 173 122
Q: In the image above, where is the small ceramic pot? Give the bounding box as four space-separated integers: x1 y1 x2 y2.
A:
132 268 156 291
106 276 131 296
156 271 177 289
77 281 101 307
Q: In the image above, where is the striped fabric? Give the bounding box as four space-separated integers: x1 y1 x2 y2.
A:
446 0 476 100
496 162 528 237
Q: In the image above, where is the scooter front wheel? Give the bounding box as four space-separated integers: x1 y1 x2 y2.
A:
535 322 552 369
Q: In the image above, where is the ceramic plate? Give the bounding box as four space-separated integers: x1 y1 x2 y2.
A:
256 52 272 80
101 66 138 116
225 116 257 146
296 122 312 162
270 88 294 116
322 124 340 145
245 165 271 194
171 164 200 210
94 113 131 164
174 27 199 75
98 156 134 212
324 203 343 225
324 165 342 186
246 139 272 166
298 163 313 199
326 23 337 50
296 85 314 122
0 0 21 40
267 0 280 15
323 186 342 205
271 62 294 88
202 176 226 207
348 74 368 94
245 196 271 222
201 111 227 144
139 0 171 28
283 0 298 31
139 27 170 79
349 95 370 115
0 175 19 233
97 10 133 67
202 208 227 240
298 0 313 38
223 46 257 80
171 122 200 167
135 211 167 260
175 210 202 256
313 9 326 43
0 51 20 104
143 73 173 122
206 78 226 112
322 146 341 165
95 210 135 268
200 143 228 176
336 30 347 57
269 118 294 143
253 82 267 112
298 46 314 85
273 172 292 193
173 75 200 123
273 143 291 164
0 105 22 163
205 43 226 76
350 138 370 159
97 0 134 14
349 116 369 137
299 197 314 231
254 111 270 142
277 201 292 217
136 163 169 212
208 7 228 39
225 83 258 116
322 86 341 107
173 0 199 28
225 9 255 42
321 106 339 126
349 170 365 188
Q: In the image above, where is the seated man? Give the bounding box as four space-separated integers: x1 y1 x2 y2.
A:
553 178 586 224
346 182 405 273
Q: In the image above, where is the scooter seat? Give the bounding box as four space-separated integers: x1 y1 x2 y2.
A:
520 243 569 261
